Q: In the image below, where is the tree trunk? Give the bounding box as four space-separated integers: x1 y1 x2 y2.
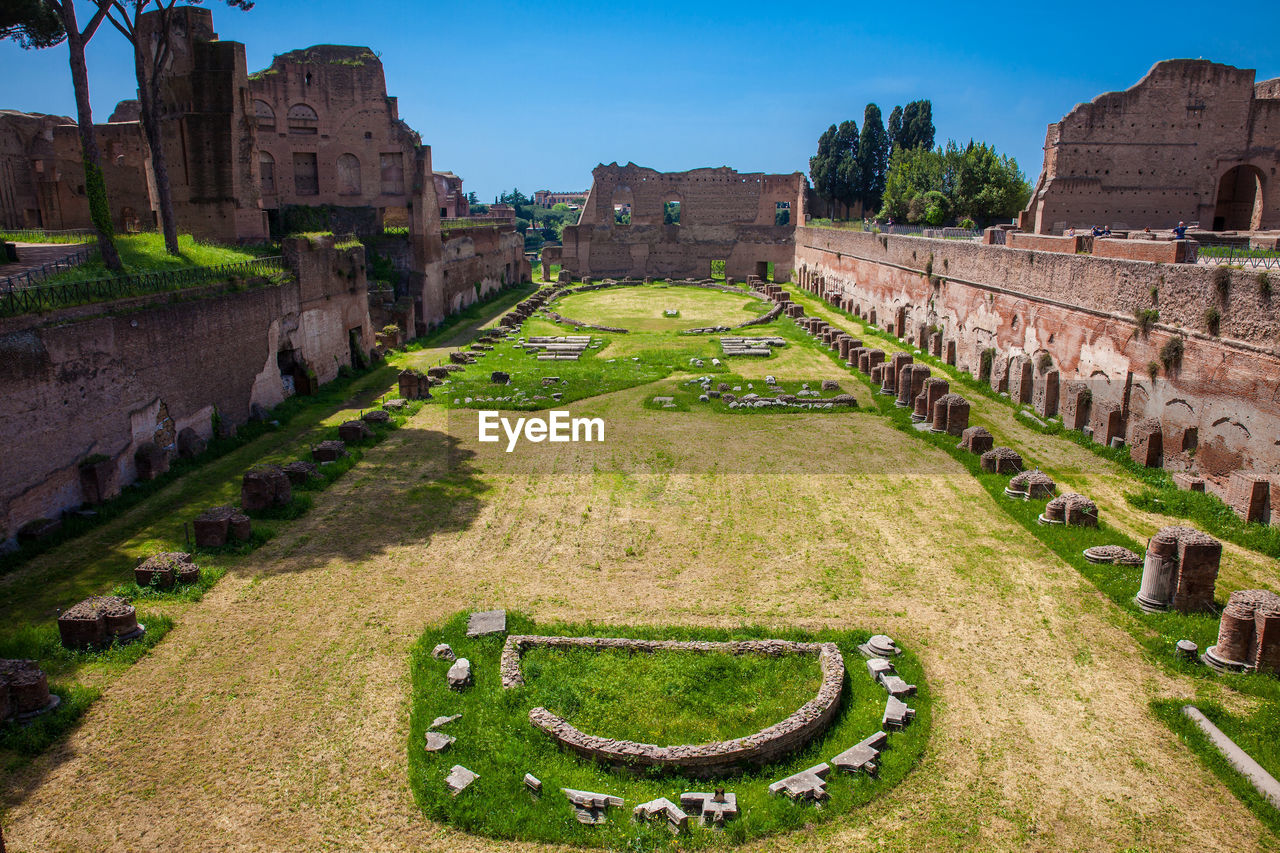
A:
133 38 179 255
60 3 121 271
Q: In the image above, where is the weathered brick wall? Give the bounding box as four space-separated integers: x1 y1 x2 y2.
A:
795 227 1280 479
0 243 370 542
560 163 802 281
1021 60 1280 233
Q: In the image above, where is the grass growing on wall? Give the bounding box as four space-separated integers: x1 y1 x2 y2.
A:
37 233 276 285
408 612 931 849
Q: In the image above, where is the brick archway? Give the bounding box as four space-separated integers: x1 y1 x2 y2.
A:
1213 164 1264 231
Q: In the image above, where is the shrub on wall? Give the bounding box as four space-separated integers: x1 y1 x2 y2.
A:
1203 306 1221 335
1159 336 1185 371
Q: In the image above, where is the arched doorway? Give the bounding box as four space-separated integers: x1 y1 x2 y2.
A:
1212 165 1264 231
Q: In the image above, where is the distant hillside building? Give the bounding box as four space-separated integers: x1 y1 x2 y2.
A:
534 190 588 208
1020 60 1280 234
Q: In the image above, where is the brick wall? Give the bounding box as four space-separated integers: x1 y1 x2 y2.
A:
794 226 1280 480
0 242 370 541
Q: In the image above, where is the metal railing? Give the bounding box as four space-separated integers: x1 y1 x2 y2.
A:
883 224 981 240
0 227 97 242
1 245 97 290
1 256 286 317
1194 241 1280 270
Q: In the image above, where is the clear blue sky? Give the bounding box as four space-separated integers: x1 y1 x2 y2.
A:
3 1 1277 202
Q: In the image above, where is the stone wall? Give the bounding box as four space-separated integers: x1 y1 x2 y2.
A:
559 163 803 281
502 636 845 777
794 226 1280 482
1020 59 1280 233
0 241 370 542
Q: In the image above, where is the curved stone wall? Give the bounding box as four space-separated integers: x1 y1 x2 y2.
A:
501 635 845 777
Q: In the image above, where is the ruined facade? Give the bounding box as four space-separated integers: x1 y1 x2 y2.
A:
794 226 1280 488
1020 60 1280 234
559 163 803 280
434 171 469 218
0 239 372 541
247 43 421 233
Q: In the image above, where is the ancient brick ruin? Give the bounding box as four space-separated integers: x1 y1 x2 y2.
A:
501 635 845 776
558 163 803 281
1019 60 1280 234
1136 526 1223 614
1205 589 1280 673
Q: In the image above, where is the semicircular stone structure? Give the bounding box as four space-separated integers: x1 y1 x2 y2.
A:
500 635 845 777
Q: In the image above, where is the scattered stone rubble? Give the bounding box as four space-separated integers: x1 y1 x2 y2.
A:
633 797 689 834
768 763 831 802
466 609 507 637
446 658 472 690
718 336 786 357
445 764 477 795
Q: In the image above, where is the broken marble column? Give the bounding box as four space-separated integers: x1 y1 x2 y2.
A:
680 790 739 826
882 695 916 729
832 731 889 776
445 764 477 795
768 763 831 802
633 798 689 834
563 787 624 824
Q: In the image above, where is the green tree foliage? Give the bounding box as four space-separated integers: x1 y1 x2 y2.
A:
663 201 681 225
497 188 530 207
809 120 860 211
466 190 479 205
1 0 65 47
896 100 935 152
879 140 1031 226
858 104 889 213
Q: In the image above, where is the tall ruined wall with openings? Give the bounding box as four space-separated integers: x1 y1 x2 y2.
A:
248 44 421 229
794 226 1280 483
559 163 803 280
1021 60 1280 234
0 240 371 543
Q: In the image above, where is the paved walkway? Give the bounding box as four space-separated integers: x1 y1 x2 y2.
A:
0 241 92 283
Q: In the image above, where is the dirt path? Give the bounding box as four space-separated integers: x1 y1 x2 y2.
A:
3 372 1272 850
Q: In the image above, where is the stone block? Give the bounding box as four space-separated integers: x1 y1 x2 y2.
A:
1129 418 1163 467
1172 473 1206 492
58 596 140 649
1228 471 1270 523
193 505 250 547
466 609 507 637
311 440 347 462
283 461 320 485
424 731 455 752
882 695 915 729
362 409 391 425
0 659 52 717
832 731 888 775
432 643 455 661
1008 355 1034 404
1033 369 1059 418
958 426 994 455
241 465 292 512
338 420 373 443
447 658 472 690
633 798 689 834
1090 399 1124 447
680 790 738 826
134 551 198 589
980 447 1024 474
445 765 477 795
1060 381 1091 431
768 763 830 802
563 787 624 824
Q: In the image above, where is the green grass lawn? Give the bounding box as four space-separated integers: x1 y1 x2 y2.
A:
37 233 275 285
522 644 821 744
408 612 931 849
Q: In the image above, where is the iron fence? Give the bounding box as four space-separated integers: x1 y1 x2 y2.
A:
0 245 97 291
1 256 285 317
0 227 97 242
1194 241 1280 270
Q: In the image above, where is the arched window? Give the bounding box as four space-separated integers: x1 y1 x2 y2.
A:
337 153 361 196
259 151 276 195
663 195 682 225
253 99 276 131
287 104 318 135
